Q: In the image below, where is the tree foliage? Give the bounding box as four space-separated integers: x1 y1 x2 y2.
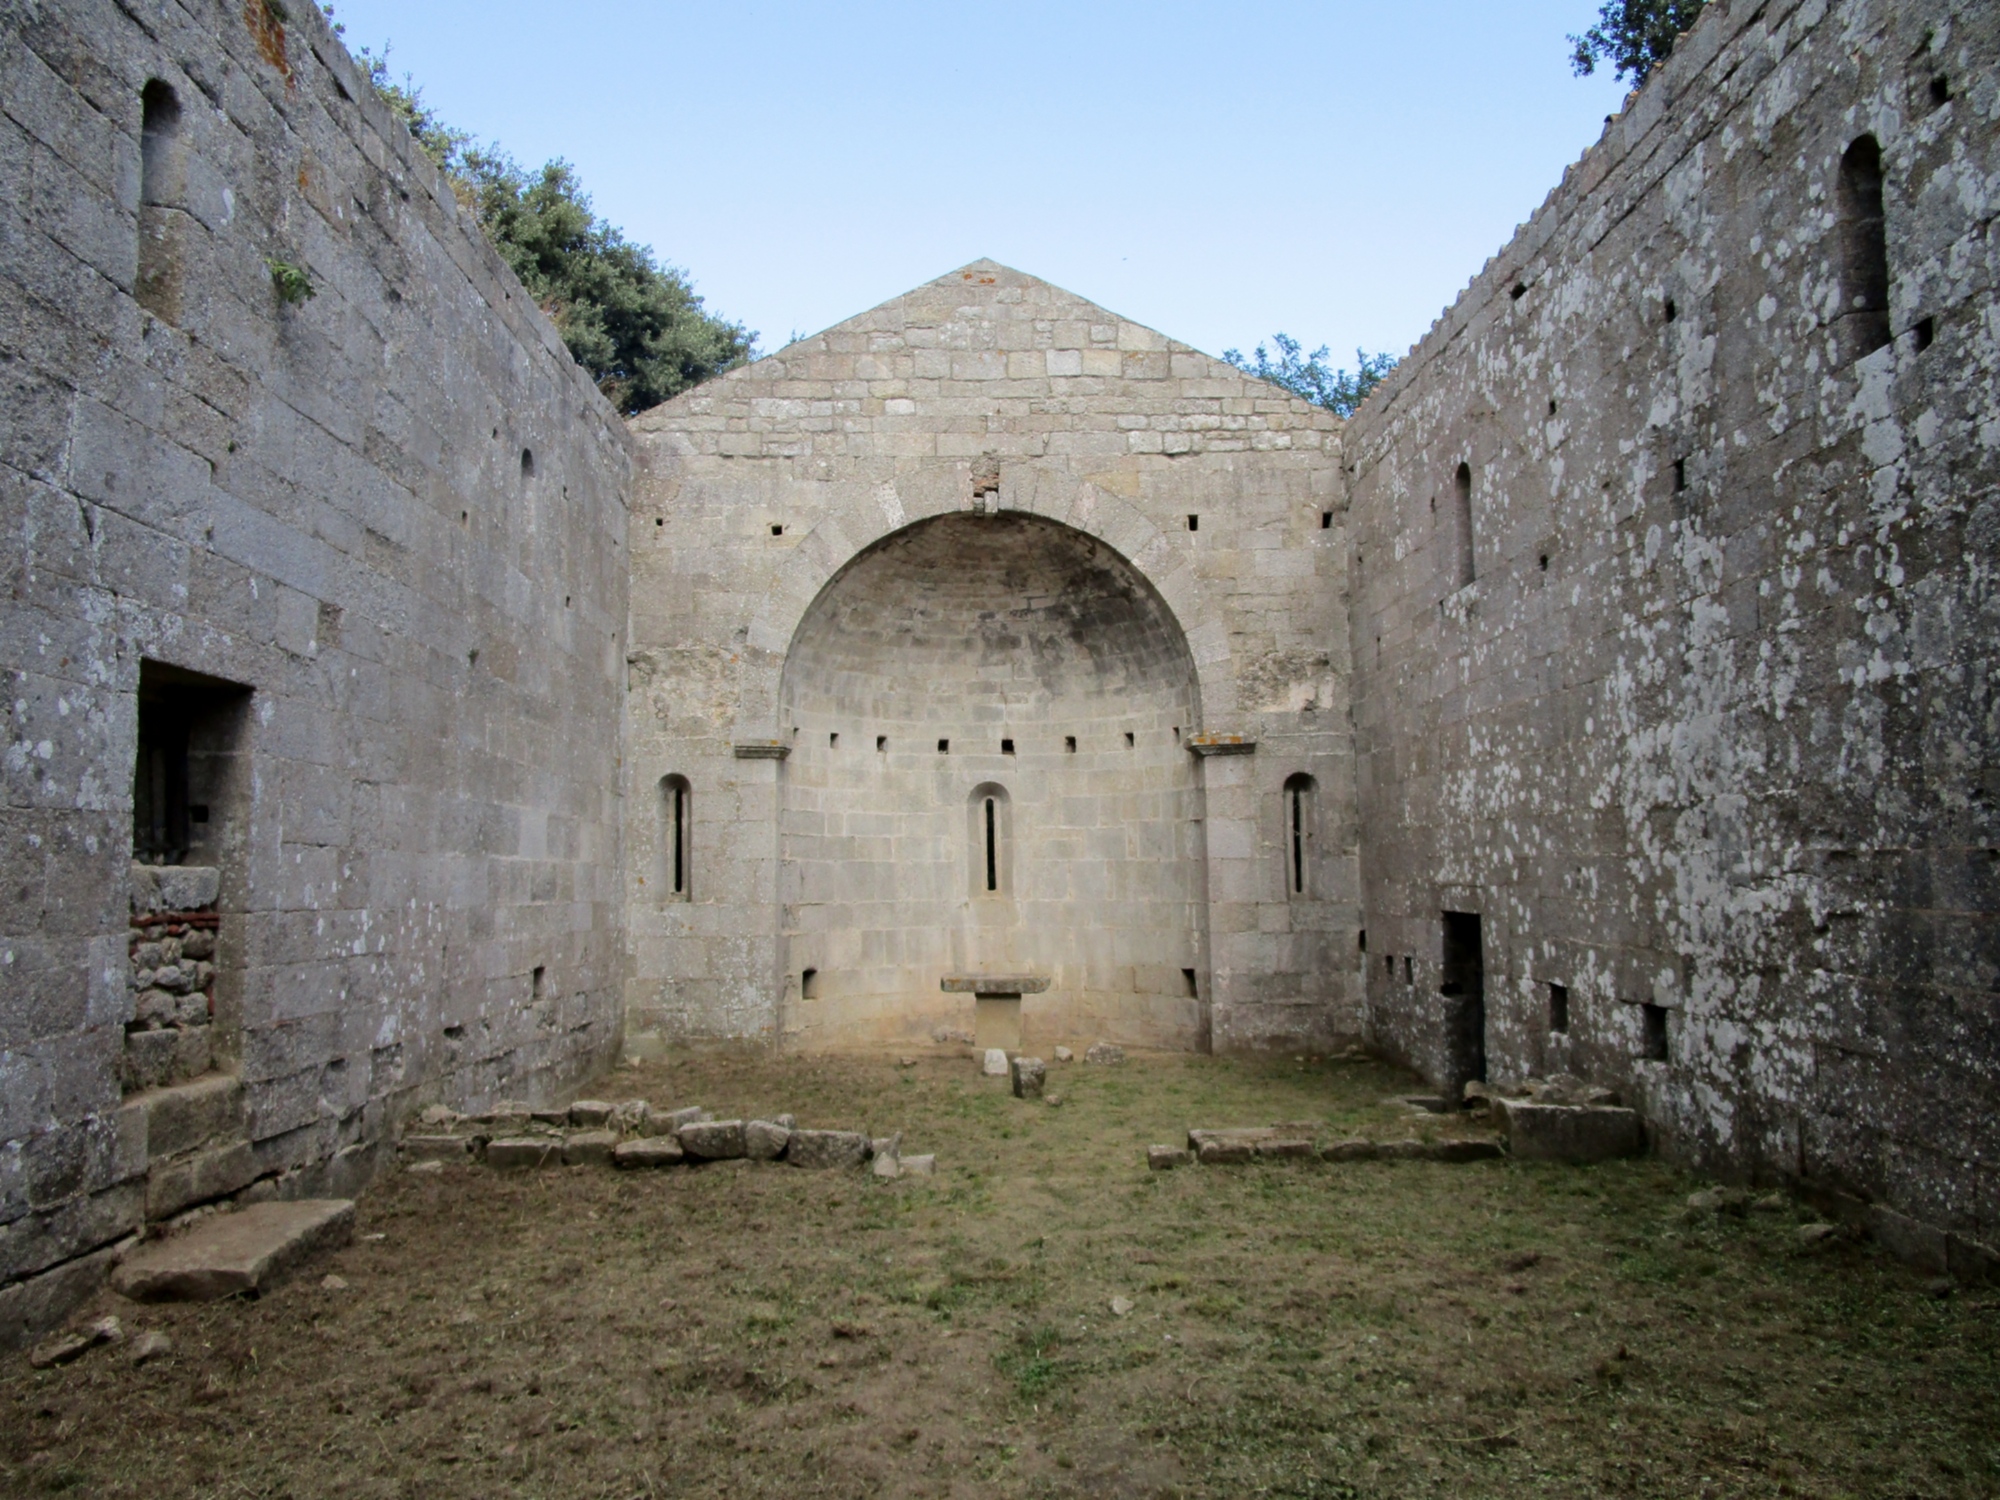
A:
1569 0 1707 86
359 51 752 415
1222 335 1397 418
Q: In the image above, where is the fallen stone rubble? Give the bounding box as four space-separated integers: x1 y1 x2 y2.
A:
398 1100 935 1178
1151 1125 1508 1168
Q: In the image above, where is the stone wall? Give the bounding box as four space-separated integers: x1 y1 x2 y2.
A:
624 264 1358 1055
1345 0 1998 1274
1 0 631 1345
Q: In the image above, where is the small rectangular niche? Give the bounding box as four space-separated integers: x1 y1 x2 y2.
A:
1548 982 1570 1034
1640 1002 1670 1062
531 965 546 1003
1186 515 1199 532
828 732 839 748
1384 954 1395 977
1124 732 1135 748
937 738 950 754
1320 512 1332 529
1914 315 1935 352
770 523 785 536
1001 738 1015 755
1064 735 1077 753
876 735 888 752
1181 968 1199 998
801 968 819 1000
1357 928 1367 953
1673 457 1687 493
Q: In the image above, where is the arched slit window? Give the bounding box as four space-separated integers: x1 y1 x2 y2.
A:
1451 462 1476 589
1284 773 1316 898
660 774 691 901
1837 135 1891 361
138 79 186 321
968 783 1011 897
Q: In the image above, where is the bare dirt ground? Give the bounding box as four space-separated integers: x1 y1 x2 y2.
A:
4 1049 1995 1499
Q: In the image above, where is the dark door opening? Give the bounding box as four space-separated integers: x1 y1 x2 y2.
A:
1440 910 1486 1098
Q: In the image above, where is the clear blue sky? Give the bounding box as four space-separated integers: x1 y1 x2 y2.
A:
322 1 1631 365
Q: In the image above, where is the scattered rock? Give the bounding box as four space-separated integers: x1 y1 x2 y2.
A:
901 1154 935 1176
406 1158 444 1175
417 1104 461 1128
563 1130 620 1167
1321 1138 1377 1162
774 1113 797 1129
1496 1100 1645 1163
128 1329 172 1365
1045 1093 1064 1108
1010 1056 1047 1099
1084 1043 1125 1065
568 1100 615 1127
1376 1139 1429 1160
28 1316 121 1370
1797 1222 1843 1249
1053 1046 1074 1063
1147 1145 1190 1170
1751 1191 1790 1214
400 1134 469 1161
664 1105 711 1131
321 1274 349 1291
1924 1277 1955 1299
1109 1296 1134 1318
112 1201 354 1302
612 1137 686 1169
981 1048 1010 1077
744 1120 791 1160
787 1130 871 1170
1686 1186 1751 1218
485 1137 557 1169
530 1106 570 1126
612 1099 651 1134
1188 1129 1259 1165
898 1057 918 1068
678 1119 748 1160
1394 1095 1452 1114
871 1133 904 1179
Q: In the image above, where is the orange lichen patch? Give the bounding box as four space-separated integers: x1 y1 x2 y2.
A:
245 0 292 85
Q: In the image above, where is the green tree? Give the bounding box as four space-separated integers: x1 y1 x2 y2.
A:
359 50 752 415
1222 335 1397 418
1569 0 1707 86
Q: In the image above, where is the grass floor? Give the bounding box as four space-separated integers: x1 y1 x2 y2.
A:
4 1048 1995 1498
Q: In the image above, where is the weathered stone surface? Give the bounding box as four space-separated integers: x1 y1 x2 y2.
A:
485 1138 559 1170
613 1100 652 1134
1147 1145 1190 1171
664 1106 711 1131
787 1131 870 1170
111 1201 354 1302
1499 1103 1645 1164
744 1120 791 1160
1255 1138 1315 1159
1321 1139 1380 1162
568 1101 615 1127
563 1130 620 1167
1085 1044 1126 1066
1053 1047 1074 1064
870 1133 904 1179
982 1049 1010 1078
145 1142 259 1222
1375 1140 1430 1160
400 1135 469 1162
131 866 220 914
612 1138 686 1169
128 1329 172 1365
901 1154 936 1177
1010 1057 1046 1099
678 1120 748 1161
1188 1130 1261 1165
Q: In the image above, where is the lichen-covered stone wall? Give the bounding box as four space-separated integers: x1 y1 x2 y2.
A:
1 0 631 1345
1345 0 1997 1274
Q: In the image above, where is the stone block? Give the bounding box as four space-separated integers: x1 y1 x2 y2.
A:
612 1137 685 1169
0 1236 134 1353
981 1048 1009 1077
1188 1129 1260 1165
145 1141 258 1221
1321 1139 1379 1162
399 1134 468 1162
678 1119 747 1160
901 1154 935 1176
663 1105 710 1131
870 1132 903 1179
485 1137 558 1169
1085 1043 1125 1065
1498 1102 1645 1163
562 1130 618 1167
1255 1138 1315 1159
1147 1144 1189 1170
744 1120 790 1160
1010 1056 1046 1099
786 1130 869 1170
111 1199 353 1302
129 865 220 914
568 1100 614 1127
128 1073 246 1161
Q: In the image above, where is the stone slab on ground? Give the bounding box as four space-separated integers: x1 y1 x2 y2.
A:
787 1130 870 1169
981 1048 1009 1077
679 1119 748 1160
400 1134 468 1161
1499 1101 1645 1162
111 1201 354 1302
485 1137 558 1169
563 1130 619 1166
1148 1145 1190 1170
1011 1056 1046 1099
744 1120 791 1160
1085 1043 1125 1065
612 1137 686 1168
1187 1127 1313 1164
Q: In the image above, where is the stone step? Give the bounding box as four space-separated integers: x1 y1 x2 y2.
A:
110 1200 354 1302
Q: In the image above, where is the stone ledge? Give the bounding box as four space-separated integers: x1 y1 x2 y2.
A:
111 1200 354 1302
1185 734 1255 757
940 975 1050 994
732 741 791 760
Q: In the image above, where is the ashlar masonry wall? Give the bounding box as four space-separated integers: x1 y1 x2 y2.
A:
1 0 631 1344
1345 0 1998 1274
625 264 1358 1055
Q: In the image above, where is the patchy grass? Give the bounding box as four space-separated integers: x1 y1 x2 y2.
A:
3 1049 1995 1498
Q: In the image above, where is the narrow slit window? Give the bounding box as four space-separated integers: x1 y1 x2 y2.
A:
660 775 691 900
876 735 888 752
1124 732 1135 748
1064 735 1076 753
1549 982 1570 1034
1320 511 1332 529
1451 461 1476 588
1187 515 1199 532
1641 1002 1670 1062
1283 773 1315 897
1836 135 1891 361
1182 968 1198 998
969 783 1009 897
531 965 546 1003
829 732 839 748
984 798 997 892
137 80 186 321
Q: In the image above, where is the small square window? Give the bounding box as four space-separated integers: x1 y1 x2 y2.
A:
1187 515 1199 532
1001 738 1015 755
1641 1002 1669 1062
937 739 949 754
1064 736 1076 753
876 735 887 752
1548 982 1569 1034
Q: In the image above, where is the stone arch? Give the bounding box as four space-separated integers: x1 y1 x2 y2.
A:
732 459 1239 740
774 508 1207 1050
